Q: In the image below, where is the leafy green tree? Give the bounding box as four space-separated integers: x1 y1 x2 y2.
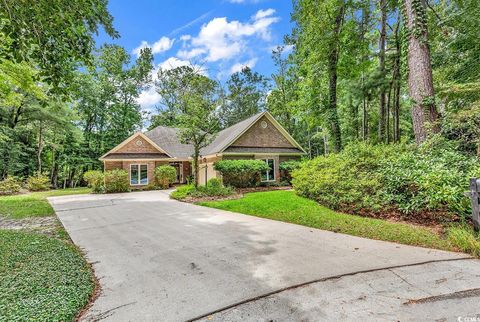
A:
0 0 118 92
219 67 269 128
153 66 221 187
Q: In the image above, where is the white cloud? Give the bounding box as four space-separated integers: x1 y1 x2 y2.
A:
229 58 258 74
136 87 161 111
132 36 174 57
254 8 275 20
157 57 208 76
179 8 279 62
177 48 207 60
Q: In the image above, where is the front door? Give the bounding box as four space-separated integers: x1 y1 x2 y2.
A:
169 162 182 183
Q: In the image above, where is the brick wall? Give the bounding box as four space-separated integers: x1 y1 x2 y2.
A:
104 161 123 171
121 160 156 187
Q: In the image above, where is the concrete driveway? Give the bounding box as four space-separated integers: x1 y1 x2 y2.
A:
49 191 479 322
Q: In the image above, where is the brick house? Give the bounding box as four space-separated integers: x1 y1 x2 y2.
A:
99 111 306 187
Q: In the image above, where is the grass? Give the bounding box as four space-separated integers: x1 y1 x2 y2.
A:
0 187 91 219
199 190 465 252
0 229 95 321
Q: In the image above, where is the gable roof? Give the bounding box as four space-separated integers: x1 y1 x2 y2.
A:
144 126 194 159
102 112 305 161
100 132 172 160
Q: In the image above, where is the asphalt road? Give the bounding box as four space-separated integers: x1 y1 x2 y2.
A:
49 191 476 322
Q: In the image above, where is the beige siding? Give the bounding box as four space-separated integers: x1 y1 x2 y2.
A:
117 136 159 154
231 116 294 148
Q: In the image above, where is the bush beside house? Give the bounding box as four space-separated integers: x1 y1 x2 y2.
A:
171 178 235 200
104 169 130 193
279 160 301 184
154 165 177 189
214 160 269 188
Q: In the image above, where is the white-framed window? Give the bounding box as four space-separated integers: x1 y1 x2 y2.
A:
261 159 275 182
130 164 148 185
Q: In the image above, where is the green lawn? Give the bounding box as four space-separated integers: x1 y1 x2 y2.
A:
0 229 95 321
0 187 91 219
199 190 461 252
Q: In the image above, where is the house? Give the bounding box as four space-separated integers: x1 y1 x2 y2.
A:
99 111 306 187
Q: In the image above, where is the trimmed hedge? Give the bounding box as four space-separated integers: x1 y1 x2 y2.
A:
214 160 269 188
154 165 177 189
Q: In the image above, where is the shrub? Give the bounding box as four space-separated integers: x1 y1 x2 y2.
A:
214 160 269 188
378 137 480 215
292 143 390 211
200 178 234 197
170 180 235 200
104 169 129 193
171 185 195 200
83 170 104 193
26 173 50 191
154 165 177 189
279 160 301 184
0 177 22 195
292 138 480 218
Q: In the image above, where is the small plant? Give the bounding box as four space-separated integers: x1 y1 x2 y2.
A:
154 165 177 189
26 173 50 191
0 177 22 195
170 185 196 200
83 170 104 193
104 169 129 193
214 160 269 188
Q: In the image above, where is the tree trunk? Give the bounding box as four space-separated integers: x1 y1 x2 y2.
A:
403 0 439 144
193 147 200 188
378 0 387 142
360 3 369 142
393 18 401 143
326 2 345 152
37 121 43 173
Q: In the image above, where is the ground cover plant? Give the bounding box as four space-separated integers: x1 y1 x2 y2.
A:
171 178 235 201
0 230 95 321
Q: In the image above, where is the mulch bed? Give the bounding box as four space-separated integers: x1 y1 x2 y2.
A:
181 186 292 203
339 204 462 228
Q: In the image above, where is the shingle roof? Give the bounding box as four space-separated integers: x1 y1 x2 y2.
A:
103 153 170 160
223 147 304 154
144 126 195 158
144 112 264 158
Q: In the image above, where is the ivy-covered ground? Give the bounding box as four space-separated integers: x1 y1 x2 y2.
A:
0 188 95 321
0 230 95 321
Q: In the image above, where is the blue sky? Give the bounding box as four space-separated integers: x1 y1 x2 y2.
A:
95 0 294 110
